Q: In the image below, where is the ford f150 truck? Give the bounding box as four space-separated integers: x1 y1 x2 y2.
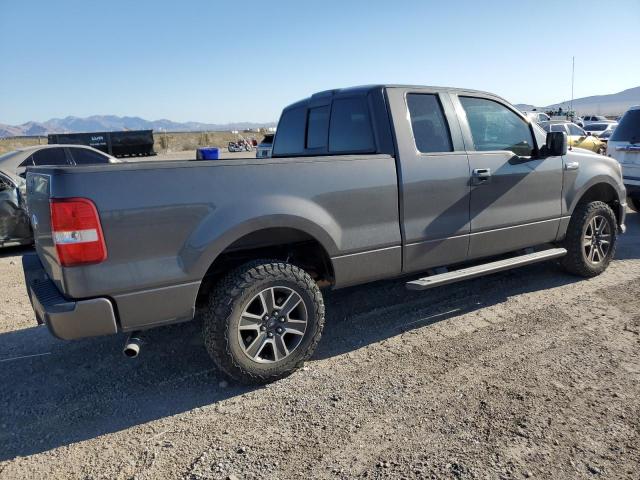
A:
22 85 627 384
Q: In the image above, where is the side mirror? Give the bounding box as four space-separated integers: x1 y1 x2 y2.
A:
586 131 592 136
544 131 568 157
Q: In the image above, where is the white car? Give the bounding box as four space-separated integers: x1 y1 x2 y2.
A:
522 111 551 124
582 115 614 127
585 122 617 138
606 105 640 211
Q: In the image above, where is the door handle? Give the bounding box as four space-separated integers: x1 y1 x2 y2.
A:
565 161 580 171
472 168 491 185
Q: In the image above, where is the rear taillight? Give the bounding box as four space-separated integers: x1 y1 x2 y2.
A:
50 198 107 267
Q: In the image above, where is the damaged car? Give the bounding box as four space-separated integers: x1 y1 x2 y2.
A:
0 145 119 247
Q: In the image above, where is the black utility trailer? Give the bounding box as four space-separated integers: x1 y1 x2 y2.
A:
48 130 156 158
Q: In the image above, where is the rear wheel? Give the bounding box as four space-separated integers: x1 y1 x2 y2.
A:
202 260 325 384
628 197 640 212
560 201 617 277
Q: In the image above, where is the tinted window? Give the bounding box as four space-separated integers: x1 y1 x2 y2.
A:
19 156 34 167
407 94 452 153
272 107 306 156
550 124 567 133
32 148 68 166
306 106 330 149
567 124 585 136
70 148 111 165
611 110 640 142
329 97 374 153
586 123 608 131
460 97 534 156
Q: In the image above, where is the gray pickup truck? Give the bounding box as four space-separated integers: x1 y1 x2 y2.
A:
23 85 627 384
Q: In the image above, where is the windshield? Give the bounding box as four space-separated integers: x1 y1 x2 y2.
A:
586 123 608 131
610 110 640 143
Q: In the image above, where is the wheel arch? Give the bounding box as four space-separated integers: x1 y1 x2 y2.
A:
194 225 336 310
569 180 624 226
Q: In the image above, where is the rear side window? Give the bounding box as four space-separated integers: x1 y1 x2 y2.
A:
329 97 374 153
32 148 68 166
69 148 111 165
567 124 585 136
306 106 330 149
611 109 640 142
460 97 534 157
272 107 306 156
407 94 453 153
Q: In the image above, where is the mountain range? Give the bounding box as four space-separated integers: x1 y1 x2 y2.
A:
0 116 277 138
2 86 638 138
515 86 640 116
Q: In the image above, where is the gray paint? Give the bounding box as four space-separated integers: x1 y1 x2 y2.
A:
24 85 627 337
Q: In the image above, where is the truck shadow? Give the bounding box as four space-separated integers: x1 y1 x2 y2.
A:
0 260 586 461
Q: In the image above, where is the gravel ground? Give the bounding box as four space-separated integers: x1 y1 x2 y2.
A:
0 212 639 479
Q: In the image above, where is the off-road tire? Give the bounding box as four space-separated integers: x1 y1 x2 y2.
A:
202 260 325 384
560 201 617 277
628 197 640 212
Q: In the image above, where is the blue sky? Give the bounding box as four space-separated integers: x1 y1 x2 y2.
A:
1 0 639 124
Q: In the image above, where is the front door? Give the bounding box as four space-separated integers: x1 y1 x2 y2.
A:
386 88 471 273
453 95 563 259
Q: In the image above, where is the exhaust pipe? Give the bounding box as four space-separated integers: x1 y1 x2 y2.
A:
123 333 142 358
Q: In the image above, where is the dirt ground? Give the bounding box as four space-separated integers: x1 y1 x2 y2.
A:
0 212 638 479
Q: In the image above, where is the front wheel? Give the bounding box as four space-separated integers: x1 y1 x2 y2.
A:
560 201 617 277
202 260 325 384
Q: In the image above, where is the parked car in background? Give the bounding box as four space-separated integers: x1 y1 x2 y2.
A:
582 115 614 126
606 105 640 211
585 122 618 138
22 85 626 384
599 129 615 142
256 133 274 158
523 111 551 124
540 121 607 154
0 145 119 247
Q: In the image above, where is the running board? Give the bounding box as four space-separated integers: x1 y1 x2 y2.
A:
406 248 567 291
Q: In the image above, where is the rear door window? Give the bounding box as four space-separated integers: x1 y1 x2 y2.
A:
31 148 69 166
329 97 375 153
567 124 585 136
407 94 453 153
272 107 306 156
306 106 330 149
69 148 111 165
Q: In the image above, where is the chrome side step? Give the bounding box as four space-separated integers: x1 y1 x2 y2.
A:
406 248 567 291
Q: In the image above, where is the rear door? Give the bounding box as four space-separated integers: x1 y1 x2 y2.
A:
386 87 471 273
453 94 563 259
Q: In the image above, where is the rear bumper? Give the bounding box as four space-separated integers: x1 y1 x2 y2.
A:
22 254 118 340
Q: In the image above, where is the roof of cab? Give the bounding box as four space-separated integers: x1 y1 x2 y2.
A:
282 84 509 111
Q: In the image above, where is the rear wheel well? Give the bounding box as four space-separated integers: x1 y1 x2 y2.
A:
575 183 621 225
196 228 334 309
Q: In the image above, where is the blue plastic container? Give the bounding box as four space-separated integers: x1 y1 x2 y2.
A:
197 147 220 160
